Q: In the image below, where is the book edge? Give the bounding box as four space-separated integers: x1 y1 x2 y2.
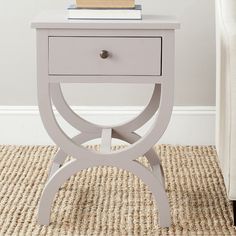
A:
68 4 142 10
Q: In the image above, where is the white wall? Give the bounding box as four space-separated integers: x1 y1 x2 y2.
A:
0 0 216 106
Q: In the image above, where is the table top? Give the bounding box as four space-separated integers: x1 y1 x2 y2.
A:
31 10 180 30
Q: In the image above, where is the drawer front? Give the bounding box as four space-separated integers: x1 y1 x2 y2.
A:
49 37 162 76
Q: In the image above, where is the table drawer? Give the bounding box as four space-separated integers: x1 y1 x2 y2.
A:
49 37 162 76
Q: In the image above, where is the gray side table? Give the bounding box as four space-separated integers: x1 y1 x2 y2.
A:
32 11 180 227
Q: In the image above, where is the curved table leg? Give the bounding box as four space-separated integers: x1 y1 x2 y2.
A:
38 158 171 227
113 130 165 185
143 148 165 187
48 132 101 179
113 84 161 133
51 83 161 134
38 78 173 227
51 83 103 133
38 80 172 162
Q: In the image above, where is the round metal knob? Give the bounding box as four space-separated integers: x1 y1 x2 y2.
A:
100 50 109 59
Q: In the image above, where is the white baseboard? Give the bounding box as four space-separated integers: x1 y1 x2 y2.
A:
0 106 215 146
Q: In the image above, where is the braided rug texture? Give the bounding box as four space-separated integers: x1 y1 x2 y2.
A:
0 145 235 235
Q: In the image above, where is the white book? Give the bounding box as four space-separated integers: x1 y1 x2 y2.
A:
68 5 142 20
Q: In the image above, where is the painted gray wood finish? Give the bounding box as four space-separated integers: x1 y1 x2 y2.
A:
49 37 162 76
32 11 179 228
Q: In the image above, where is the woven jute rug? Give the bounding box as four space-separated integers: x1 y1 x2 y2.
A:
0 145 235 235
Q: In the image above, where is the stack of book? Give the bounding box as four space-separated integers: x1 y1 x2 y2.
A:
68 0 142 20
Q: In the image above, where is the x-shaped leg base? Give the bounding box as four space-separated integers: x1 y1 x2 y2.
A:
38 83 173 227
